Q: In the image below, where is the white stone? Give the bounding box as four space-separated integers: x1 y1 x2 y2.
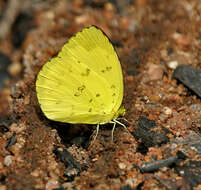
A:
167 60 178 69
118 162 126 169
4 155 13 166
163 107 172 115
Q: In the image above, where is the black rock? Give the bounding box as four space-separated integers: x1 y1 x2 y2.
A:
120 184 133 190
0 116 15 136
140 156 178 173
133 117 170 149
172 65 201 98
175 160 201 187
6 132 17 151
172 132 201 155
167 47 174 55
54 146 81 181
176 151 188 160
53 186 65 190
0 52 11 89
12 12 35 48
0 118 10 135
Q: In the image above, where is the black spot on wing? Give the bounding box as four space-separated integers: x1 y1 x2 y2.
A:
111 84 115 88
101 66 112 74
74 85 86 97
106 66 112 71
74 92 81 97
81 68 90 76
78 85 86 92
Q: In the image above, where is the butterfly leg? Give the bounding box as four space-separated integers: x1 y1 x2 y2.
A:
113 119 130 135
110 120 130 142
111 121 116 142
94 123 100 140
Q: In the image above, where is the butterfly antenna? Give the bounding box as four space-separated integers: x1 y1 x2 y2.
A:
118 118 132 125
94 123 100 141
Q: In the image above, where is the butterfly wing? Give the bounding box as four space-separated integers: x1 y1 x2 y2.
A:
36 26 124 124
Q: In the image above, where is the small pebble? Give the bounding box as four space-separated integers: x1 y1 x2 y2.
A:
167 60 179 69
4 155 13 166
0 185 7 190
45 11 55 19
10 143 22 156
62 182 74 189
92 157 98 162
170 143 178 150
75 15 89 24
179 170 185 175
172 32 190 46
147 64 163 81
45 179 59 190
31 169 40 177
7 62 22 76
125 179 137 188
118 163 126 170
189 104 201 112
0 158 4 170
163 107 172 115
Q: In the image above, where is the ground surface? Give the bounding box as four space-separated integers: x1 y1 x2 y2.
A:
0 0 201 189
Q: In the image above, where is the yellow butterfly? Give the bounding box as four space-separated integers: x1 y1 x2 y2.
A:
36 26 126 140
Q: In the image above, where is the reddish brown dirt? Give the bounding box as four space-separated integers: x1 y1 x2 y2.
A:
0 0 201 189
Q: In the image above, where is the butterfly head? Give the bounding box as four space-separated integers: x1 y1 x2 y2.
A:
113 107 126 120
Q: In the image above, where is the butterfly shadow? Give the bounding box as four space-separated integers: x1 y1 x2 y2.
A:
35 106 92 148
